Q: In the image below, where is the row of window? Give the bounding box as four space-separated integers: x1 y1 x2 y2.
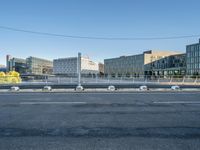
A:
187 70 200 75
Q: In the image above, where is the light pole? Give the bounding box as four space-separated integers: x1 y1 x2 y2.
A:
76 52 84 91
77 52 81 86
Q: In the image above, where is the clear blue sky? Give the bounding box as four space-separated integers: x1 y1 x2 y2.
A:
0 0 200 65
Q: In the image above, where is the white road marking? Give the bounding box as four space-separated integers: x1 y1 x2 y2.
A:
153 101 200 104
71 92 200 95
0 92 200 96
20 102 87 105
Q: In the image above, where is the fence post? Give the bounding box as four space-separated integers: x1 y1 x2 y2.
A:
145 75 147 83
132 77 135 83
194 76 198 85
96 74 98 83
169 76 173 85
182 76 185 85
157 76 160 83
57 77 60 84
45 75 48 84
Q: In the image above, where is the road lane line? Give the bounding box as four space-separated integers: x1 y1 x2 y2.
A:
20 102 87 105
153 101 200 104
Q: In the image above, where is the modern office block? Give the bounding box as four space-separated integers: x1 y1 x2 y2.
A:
6 55 53 75
6 55 27 74
104 50 179 77
144 53 186 76
186 39 200 75
53 56 98 76
26 57 53 75
98 63 104 75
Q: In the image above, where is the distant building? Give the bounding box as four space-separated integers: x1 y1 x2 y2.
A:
53 56 98 76
144 53 186 76
104 50 180 77
6 55 53 75
26 57 53 75
104 54 143 77
6 55 27 74
53 57 77 76
186 39 200 75
0 65 6 72
98 63 104 75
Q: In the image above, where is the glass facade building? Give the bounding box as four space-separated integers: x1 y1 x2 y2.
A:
186 39 200 75
144 54 186 76
6 55 27 74
104 50 180 77
104 54 144 77
6 55 53 75
26 57 53 75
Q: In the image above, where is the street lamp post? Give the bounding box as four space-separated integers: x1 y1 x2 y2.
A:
78 52 81 86
76 52 84 91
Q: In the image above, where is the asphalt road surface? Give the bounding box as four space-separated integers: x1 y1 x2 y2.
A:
0 92 200 150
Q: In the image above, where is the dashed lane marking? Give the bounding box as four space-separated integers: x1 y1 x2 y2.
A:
20 102 87 105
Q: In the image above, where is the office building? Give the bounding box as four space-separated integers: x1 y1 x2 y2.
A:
26 57 53 75
53 56 98 76
104 50 180 77
6 55 27 74
144 53 186 76
0 65 6 72
98 63 104 75
6 55 53 75
186 39 200 75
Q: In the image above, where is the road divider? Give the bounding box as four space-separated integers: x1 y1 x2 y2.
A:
0 83 199 92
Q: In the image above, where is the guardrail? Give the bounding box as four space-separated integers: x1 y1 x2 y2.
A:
40 75 200 85
0 83 200 90
1 75 200 87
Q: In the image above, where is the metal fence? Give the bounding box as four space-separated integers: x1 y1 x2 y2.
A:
12 75 200 85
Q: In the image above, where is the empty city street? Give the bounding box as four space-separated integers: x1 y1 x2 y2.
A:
0 92 200 150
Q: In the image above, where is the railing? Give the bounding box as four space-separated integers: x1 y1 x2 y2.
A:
4 74 197 85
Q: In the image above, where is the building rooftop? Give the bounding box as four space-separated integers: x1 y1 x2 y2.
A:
186 39 200 46
54 56 92 61
104 50 182 61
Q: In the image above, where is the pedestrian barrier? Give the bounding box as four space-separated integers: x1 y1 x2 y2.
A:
43 75 200 85
0 74 200 91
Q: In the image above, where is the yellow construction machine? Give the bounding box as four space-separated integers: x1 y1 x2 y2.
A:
0 71 22 84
